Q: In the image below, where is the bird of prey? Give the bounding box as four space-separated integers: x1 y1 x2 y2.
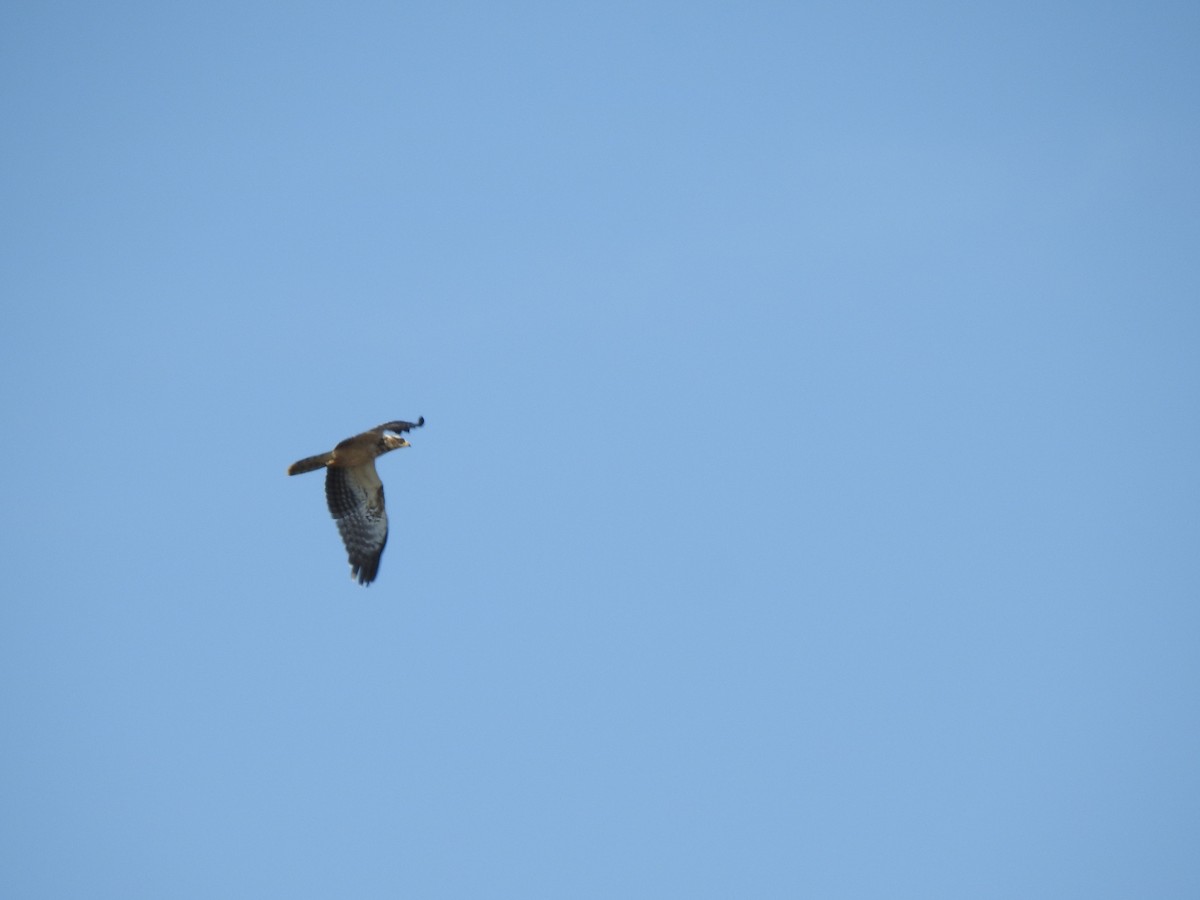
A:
287 418 425 585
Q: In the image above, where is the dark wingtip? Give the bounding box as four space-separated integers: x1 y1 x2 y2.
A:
351 556 381 585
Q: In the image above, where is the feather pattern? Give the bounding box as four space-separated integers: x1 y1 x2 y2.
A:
326 464 389 585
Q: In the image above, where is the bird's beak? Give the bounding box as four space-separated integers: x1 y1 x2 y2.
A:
398 438 411 448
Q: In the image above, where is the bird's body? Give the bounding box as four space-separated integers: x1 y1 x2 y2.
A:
287 418 424 585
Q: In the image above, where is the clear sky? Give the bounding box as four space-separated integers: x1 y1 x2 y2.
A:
2 2 1198 897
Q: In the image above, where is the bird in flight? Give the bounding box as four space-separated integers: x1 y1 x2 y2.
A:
287 418 425 585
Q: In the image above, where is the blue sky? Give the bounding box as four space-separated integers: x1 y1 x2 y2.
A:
2 2 1198 897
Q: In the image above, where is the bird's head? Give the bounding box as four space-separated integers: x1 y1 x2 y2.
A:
381 432 412 452
374 418 423 456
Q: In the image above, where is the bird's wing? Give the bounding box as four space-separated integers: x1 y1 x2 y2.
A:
325 462 389 585
372 417 425 435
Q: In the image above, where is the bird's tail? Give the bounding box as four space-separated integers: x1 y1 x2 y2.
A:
287 452 334 476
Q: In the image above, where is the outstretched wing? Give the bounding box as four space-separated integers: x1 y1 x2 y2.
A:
370 416 425 436
325 463 389 585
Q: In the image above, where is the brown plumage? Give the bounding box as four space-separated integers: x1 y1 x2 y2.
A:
287 418 425 585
